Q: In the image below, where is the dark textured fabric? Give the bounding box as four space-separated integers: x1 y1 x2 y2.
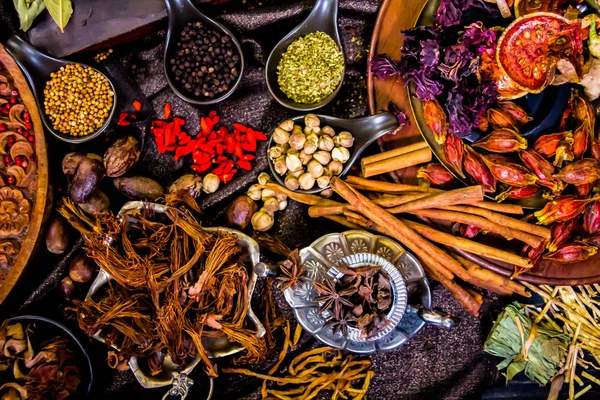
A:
0 1 507 399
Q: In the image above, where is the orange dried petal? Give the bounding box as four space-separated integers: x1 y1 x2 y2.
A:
533 131 572 158
498 101 532 126
417 163 455 187
463 145 496 193
423 99 448 145
487 108 517 130
443 134 463 175
481 155 537 187
554 158 600 185
473 128 527 153
543 242 598 264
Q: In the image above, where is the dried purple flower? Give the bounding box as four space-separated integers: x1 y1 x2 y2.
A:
435 0 462 27
389 101 410 127
404 69 444 101
370 54 401 80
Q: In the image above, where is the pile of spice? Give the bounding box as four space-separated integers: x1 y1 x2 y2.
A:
43 64 114 136
168 21 241 99
246 173 288 232
277 32 344 104
150 105 266 183
269 114 354 192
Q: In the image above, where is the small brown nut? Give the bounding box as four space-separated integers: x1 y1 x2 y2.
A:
46 216 70 254
77 191 111 215
114 176 164 200
70 158 105 203
62 152 85 176
168 174 203 198
226 196 258 230
104 136 141 177
69 254 95 283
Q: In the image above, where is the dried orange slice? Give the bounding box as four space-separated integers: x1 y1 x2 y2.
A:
514 0 570 18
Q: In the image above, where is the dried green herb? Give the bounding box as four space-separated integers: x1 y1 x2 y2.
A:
43 0 73 33
277 31 344 104
13 0 46 32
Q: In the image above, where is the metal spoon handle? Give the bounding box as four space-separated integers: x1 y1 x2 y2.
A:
165 0 200 22
309 0 340 29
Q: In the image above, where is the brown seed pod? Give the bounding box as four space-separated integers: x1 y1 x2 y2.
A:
473 128 527 153
443 133 463 175
226 196 258 230
114 176 164 201
104 136 141 177
168 174 203 198
70 157 105 203
69 254 95 283
554 159 600 185
77 191 111 215
46 216 70 254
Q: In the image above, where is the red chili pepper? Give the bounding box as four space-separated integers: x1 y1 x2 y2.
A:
192 151 209 165
213 165 225 175
152 128 164 137
155 135 166 153
153 120 167 128
237 160 252 171
223 160 235 174
218 126 228 137
164 103 172 120
216 144 225 155
208 131 217 141
217 155 228 162
175 145 194 161
197 136 207 145
233 123 248 133
241 141 257 152
253 129 267 141
234 144 244 159
133 100 142 112
165 123 175 146
179 134 191 145
242 154 255 161
191 163 212 173
200 117 212 135
173 121 181 138
173 117 185 126
220 170 237 183
118 112 131 126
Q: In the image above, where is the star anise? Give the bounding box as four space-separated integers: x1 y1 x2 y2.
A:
369 314 390 337
278 249 304 291
358 276 375 303
313 278 355 317
326 309 357 337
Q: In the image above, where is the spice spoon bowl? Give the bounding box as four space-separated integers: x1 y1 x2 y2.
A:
267 112 399 194
265 0 345 111
4 35 117 144
164 0 245 105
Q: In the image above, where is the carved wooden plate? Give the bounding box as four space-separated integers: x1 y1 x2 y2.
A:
0 44 49 303
366 0 600 285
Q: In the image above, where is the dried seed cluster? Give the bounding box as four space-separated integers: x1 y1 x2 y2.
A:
44 64 114 136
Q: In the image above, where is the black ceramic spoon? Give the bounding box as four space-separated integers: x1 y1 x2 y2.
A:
267 112 400 194
265 0 344 111
4 35 117 144
164 0 245 105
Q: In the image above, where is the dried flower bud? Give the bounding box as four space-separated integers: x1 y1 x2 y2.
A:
498 101 532 126
285 151 303 172
518 149 562 192
306 133 319 143
269 145 284 159
314 150 332 165
261 188 277 200
279 199 288 211
463 145 496 193
585 232 600 247
258 173 271 186
487 108 517 130
273 127 290 145
321 126 336 137
423 99 448 145
285 174 300 191
592 139 600 160
321 188 333 198
572 123 590 159
274 155 288 176
300 150 313 165
478 113 489 132
317 175 331 188
543 242 598 263
331 147 350 163
247 184 263 201
554 143 575 167
328 160 344 176
304 126 314 136
303 139 318 155
279 119 294 132
547 219 576 252
473 129 527 153
534 195 597 225
524 242 546 266
334 131 355 148
307 159 324 178
289 132 307 150
263 197 280 214
533 131 573 158
417 163 455 187
290 169 303 178
202 173 220 194
554 158 600 185
459 223 481 238
252 210 275 232
292 125 303 136
312 126 321 134
584 200 600 235
305 114 321 128
443 134 464 175
299 172 316 190
168 174 203 198
481 155 537 187
318 135 335 152
571 94 595 127
495 185 539 202
576 182 595 198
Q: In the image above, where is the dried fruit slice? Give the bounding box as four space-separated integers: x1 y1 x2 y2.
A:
514 0 570 18
497 13 583 93
481 51 527 100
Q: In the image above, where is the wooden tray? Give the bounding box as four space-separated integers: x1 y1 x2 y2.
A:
366 0 600 286
0 44 49 303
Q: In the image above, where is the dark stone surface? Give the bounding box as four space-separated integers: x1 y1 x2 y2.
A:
0 0 517 399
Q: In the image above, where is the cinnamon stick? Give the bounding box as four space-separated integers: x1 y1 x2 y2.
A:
362 147 433 178
331 178 464 281
324 215 362 230
263 183 340 206
401 219 533 269
444 204 551 240
427 187 524 215
308 194 428 218
388 186 484 214
344 176 430 194
361 141 429 165
408 209 545 248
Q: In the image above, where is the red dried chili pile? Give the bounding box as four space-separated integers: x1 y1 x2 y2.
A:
150 104 266 183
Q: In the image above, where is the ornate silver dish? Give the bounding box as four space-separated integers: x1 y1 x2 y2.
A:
87 201 265 399
283 230 454 354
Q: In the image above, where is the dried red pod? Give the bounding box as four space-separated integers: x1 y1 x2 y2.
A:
543 242 598 264
417 163 455 187
547 219 576 252
533 131 573 158
519 149 562 192
485 153 515 164
576 181 595 198
487 108 517 130
534 195 598 225
523 242 546 266
459 224 481 239
591 139 600 160
481 155 537 187
554 142 575 168
478 113 489 132
558 106 571 132
473 128 528 153
463 145 496 193
423 99 448 145
554 158 600 185
584 200 600 235
571 123 590 159
499 101 532 126
443 133 463 175
571 94 596 131
495 185 539 202
585 232 600 247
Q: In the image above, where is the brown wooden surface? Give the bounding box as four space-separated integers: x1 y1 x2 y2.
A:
0 44 49 304
366 0 600 286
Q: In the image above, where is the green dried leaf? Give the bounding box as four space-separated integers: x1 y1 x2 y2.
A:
13 0 46 32
43 0 72 33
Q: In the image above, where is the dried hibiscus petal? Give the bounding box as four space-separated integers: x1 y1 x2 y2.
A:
592 139 600 160
443 133 464 175
534 195 597 225
417 163 455 187
473 128 527 153
543 242 598 264
584 200 600 235
518 149 563 192
524 241 546 266
576 181 595 198
554 158 600 185
547 219 576 253
498 101 532 126
481 155 537 187
487 108 517 130
571 123 590 159
495 185 539 202
423 99 448 145
463 145 496 193
533 131 573 158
